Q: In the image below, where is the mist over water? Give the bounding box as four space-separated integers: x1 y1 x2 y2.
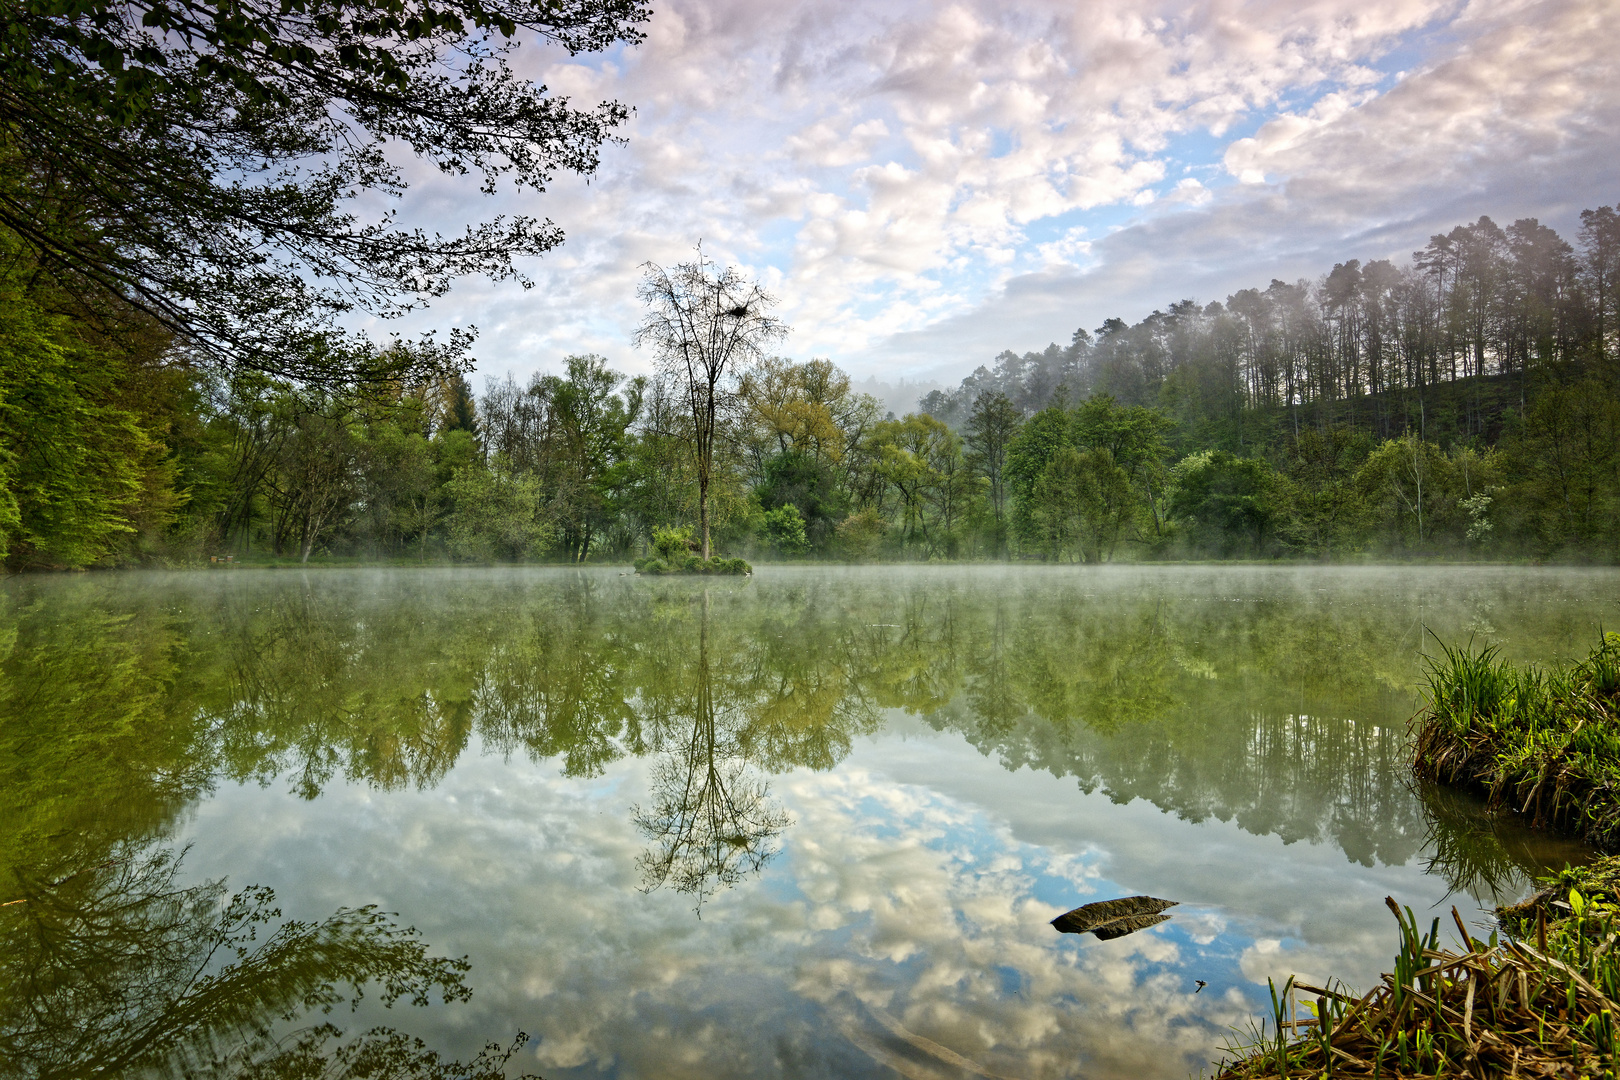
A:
3 565 1615 1078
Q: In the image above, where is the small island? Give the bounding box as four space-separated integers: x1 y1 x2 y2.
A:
633 527 752 575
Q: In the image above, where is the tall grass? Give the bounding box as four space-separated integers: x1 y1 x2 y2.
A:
1414 633 1620 851
1217 892 1620 1078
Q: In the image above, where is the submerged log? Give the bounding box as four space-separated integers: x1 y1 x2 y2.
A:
1051 896 1179 939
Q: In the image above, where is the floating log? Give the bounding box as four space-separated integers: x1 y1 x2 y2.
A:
1051 895 1179 939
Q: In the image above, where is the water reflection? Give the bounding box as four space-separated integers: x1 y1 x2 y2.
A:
1419 782 1597 901
3 566 1617 1075
634 592 791 909
4 569 1612 895
0 840 526 1080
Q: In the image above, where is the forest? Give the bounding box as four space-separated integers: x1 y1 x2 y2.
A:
3 203 1619 568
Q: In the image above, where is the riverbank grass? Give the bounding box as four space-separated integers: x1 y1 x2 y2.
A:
1413 633 1620 850
1217 888 1620 1078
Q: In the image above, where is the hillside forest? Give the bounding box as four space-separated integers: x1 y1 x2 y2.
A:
4 205 1620 568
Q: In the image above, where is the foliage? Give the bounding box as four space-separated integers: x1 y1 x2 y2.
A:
1217 897 1620 1079
759 504 809 556
1414 633 1620 850
443 458 552 562
0 0 647 380
1169 450 1280 556
12 198 1620 568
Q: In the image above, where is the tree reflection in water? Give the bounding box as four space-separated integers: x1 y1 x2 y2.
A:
0 843 530 1080
1418 782 1597 902
4 568 1611 939
633 590 791 911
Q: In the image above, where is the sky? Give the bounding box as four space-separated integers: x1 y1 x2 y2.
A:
373 0 1620 397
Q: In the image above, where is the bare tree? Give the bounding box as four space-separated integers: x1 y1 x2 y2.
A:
634 249 786 559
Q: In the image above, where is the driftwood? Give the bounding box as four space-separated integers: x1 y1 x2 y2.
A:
1051 896 1179 940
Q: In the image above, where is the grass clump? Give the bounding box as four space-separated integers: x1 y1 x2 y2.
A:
1413 633 1620 851
1217 894 1620 1079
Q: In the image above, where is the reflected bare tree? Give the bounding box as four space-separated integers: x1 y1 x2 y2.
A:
633 591 791 913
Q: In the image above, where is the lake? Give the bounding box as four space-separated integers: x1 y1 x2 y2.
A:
3 565 1615 1079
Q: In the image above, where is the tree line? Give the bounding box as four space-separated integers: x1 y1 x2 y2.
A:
6 0 1616 567
4 203 1620 567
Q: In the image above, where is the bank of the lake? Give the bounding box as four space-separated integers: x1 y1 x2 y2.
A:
1219 636 1620 1077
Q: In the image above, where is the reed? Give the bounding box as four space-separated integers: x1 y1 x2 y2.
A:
1413 633 1620 851
1216 892 1620 1078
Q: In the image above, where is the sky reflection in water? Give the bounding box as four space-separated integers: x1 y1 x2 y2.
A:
3 566 1616 1079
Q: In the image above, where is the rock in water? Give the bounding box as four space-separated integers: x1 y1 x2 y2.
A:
1051 896 1179 939
1090 912 1172 939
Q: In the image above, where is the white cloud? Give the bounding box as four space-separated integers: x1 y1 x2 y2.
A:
368 0 1617 387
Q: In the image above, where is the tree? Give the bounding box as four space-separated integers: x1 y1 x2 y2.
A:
1579 206 1620 365
1274 428 1373 557
1506 382 1620 554
635 252 786 559
533 355 640 561
1169 450 1281 556
964 390 1020 551
1357 432 1453 550
0 0 648 380
444 457 552 562
760 504 810 556
866 413 969 554
1031 446 1134 562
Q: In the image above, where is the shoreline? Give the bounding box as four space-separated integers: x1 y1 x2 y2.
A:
1219 636 1620 1077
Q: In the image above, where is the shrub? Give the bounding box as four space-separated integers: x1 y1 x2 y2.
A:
632 553 751 576
651 525 695 560
760 505 809 556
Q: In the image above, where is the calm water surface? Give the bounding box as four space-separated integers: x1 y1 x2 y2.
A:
4 565 1616 1078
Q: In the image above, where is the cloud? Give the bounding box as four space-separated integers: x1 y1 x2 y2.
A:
174 704 1492 1079
367 0 1616 388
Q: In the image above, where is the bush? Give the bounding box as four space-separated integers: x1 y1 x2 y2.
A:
651 524 695 560
760 504 809 556
834 507 887 560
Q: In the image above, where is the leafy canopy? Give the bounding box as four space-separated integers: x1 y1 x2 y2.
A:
0 0 649 381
